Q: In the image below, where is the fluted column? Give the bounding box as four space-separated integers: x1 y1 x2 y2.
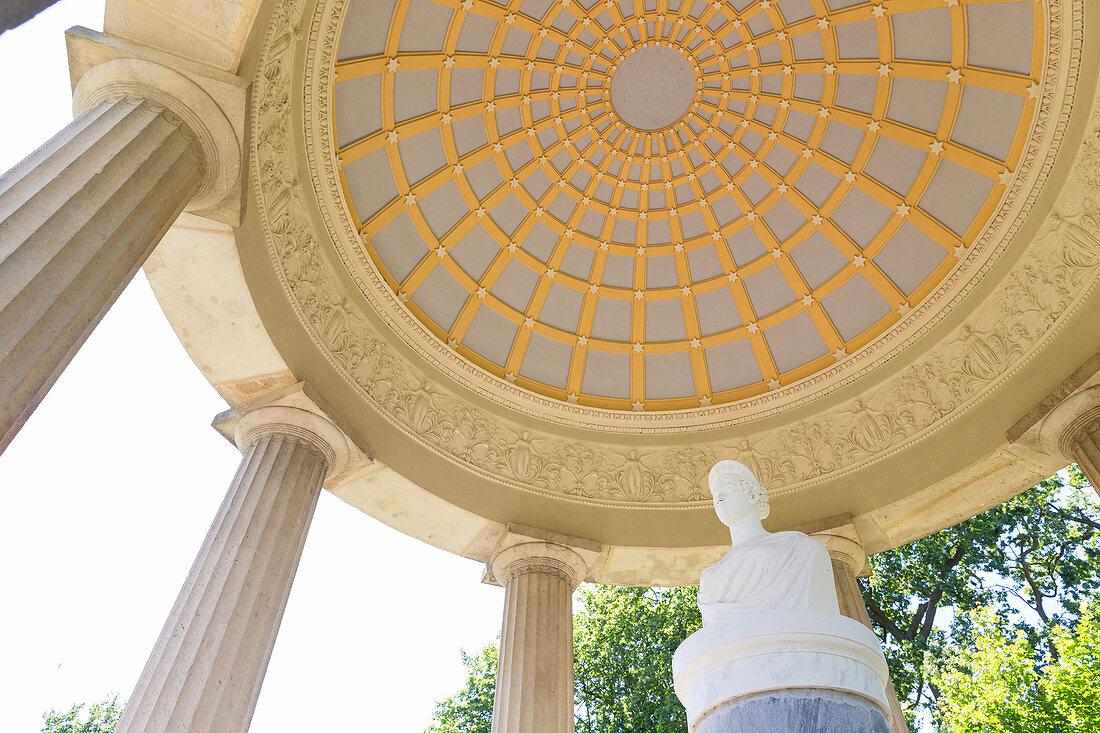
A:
490 539 590 733
1067 417 1100 494
1037 385 1100 497
0 97 202 453
816 534 910 733
116 404 349 733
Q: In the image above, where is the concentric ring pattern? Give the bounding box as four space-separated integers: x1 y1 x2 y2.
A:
333 0 1041 411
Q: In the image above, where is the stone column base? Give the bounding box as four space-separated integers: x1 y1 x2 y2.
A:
673 610 890 733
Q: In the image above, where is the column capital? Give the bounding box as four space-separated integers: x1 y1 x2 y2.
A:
66 27 245 222
486 524 602 589
213 382 373 479
1039 384 1100 458
811 527 870 578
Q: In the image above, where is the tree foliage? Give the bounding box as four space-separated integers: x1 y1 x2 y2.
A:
41 696 122 733
932 602 1100 733
426 585 699 733
863 465 1100 725
426 467 1100 732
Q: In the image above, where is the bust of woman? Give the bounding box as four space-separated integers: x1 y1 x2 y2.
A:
698 460 839 625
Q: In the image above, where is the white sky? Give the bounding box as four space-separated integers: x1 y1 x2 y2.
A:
0 3 505 730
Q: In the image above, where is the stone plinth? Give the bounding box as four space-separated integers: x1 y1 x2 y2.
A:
673 610 890 733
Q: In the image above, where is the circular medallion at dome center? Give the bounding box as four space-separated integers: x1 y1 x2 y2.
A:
610 47 695 131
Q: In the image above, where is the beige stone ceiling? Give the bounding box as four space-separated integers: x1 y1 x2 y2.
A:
332 0 1039 411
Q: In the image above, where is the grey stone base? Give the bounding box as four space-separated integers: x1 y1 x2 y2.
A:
695 689 890 733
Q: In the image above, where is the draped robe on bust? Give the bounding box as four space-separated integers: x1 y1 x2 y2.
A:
698 531 837 625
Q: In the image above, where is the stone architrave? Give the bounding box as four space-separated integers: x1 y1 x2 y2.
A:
486 527 600 733
674 461 891 732
814 532 910 733
115 396 352 733
0 51 240 456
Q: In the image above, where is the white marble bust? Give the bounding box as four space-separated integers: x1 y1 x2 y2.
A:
698 460 838 625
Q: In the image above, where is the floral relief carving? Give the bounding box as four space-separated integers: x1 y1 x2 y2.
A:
250 0 1098 506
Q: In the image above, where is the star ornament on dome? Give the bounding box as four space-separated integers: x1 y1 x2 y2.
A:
946 68 962 83
632 401 645 412
443 56 455 68
386 57 399 72
871 3 886 16
747 322 759 333
768 378 782 390
405 192 417 206
896 203 911 216
632 342 644 353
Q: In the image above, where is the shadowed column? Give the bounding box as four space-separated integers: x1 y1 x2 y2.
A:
816 533 910 733
0 97 202 454
490 539 589 733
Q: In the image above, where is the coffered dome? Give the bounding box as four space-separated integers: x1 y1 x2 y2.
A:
332 0 1039 411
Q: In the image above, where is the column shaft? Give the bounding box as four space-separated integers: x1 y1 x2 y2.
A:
831 559 910 733
1068 420 1100 495
491 543 586 733
116 433 326 732
0 97 202 453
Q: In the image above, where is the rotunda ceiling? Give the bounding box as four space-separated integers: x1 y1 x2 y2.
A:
331 0 1040 412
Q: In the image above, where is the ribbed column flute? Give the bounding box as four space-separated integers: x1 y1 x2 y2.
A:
1067 418 1100 495
116 406 347 733
816 534 910 733
491 541 588 733
0 97 202 454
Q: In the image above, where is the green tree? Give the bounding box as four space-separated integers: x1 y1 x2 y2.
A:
932 601 1100 733
425 585 699 733
41 696 122 733
426 645 495 733
573 585 700 733
862 465 1100 724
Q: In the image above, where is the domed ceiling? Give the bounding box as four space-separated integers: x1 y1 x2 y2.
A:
331 0 1039 411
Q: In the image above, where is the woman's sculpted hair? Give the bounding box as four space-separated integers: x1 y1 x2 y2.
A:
708 459 771 519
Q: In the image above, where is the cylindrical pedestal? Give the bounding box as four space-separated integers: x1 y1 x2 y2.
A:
116 406 345 733
695 689 889 733
0 97 202 454
673 610 890 733
490 541 587 733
